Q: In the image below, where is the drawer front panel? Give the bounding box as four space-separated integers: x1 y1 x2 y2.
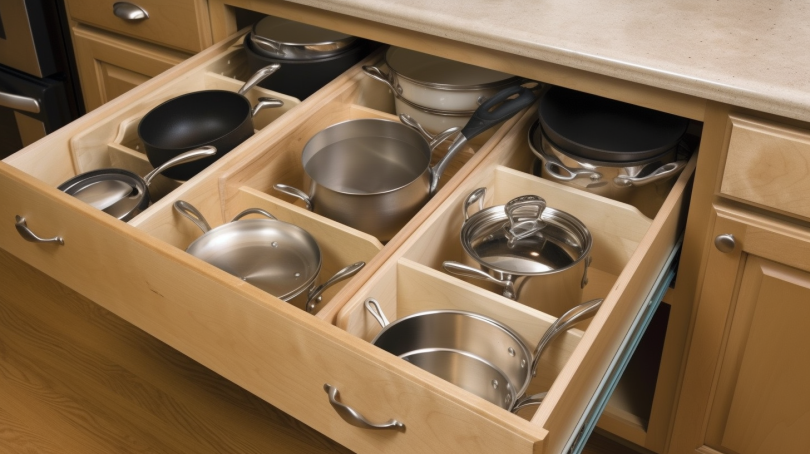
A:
721 115 810 219
67 0 211 53
0 162 543 454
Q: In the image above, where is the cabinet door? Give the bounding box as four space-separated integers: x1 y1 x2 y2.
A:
72 25 189 112
670 205 810 454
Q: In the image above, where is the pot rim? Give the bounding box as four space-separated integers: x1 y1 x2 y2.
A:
385 47 521 91
138 90 252 152
460 203 593 276
185 218 322 300
301 117 432 196
395 95 476 116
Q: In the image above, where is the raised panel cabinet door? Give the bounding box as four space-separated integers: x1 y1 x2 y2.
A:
72 25 189 112
669 205 810 454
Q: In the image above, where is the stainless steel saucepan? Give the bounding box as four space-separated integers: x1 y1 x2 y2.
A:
365 297 602 412
274 85 538 242
173 200 364 312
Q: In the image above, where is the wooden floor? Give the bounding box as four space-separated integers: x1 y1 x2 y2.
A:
0 248 641 454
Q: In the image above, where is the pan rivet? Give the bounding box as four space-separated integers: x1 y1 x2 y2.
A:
271 242 278 247
521 359 527 368
506 394 512 404
508 347 516 357
491 380 498 389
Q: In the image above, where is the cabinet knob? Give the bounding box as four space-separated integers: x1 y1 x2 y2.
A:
714 233 736 253
113 2 149 21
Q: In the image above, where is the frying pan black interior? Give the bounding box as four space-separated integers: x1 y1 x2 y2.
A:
139 91 254 180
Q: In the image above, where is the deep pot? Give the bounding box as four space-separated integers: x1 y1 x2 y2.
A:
444 189 592 318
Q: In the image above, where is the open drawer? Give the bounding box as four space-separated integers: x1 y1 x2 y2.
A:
332 106 698 453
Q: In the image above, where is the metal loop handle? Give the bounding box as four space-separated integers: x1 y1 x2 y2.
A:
324 384 405 431
442 261 516 300
113 2 148 21
173 200 212 234
364 298 390 328
230 208 277 222
530 135 602 182
251 97 284 118
362 65 399 94
531 298 603 377
15 216 64 245
504 195 547 247
305 262 365 313
613 161 687 187
143 146 217 186
463 187 487 221
273 184 313 211
238 64 281 96
511 392 547 413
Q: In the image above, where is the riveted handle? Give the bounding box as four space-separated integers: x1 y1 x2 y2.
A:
714 234 736 253
273 184 313 211
113 2 148 21
323 384 405 431
305 262 365 313
15 216 64 245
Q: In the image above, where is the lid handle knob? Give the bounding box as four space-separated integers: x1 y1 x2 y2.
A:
504 195 547 247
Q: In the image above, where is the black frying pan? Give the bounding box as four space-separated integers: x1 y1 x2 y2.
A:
138 65 283 180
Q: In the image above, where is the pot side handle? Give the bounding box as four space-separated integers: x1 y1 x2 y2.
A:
530 298 603 377
364 298 390 328
463 187 487 221
305 262 365 313
614 160 687 187
362 65 398 94
230 208 277 222
273 184 313 211
442 261 516 300
173 200 212 234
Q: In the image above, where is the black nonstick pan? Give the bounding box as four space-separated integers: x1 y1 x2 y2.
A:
138 65 284 181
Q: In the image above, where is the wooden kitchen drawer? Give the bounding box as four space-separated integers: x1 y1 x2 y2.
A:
66 0 212 53
0 27 695 454
720 114 810 220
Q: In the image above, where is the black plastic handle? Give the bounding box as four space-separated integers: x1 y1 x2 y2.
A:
461 84 539 140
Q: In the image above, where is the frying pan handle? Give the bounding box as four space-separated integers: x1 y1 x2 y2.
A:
461 84 539 141
173 200 212 234
251 97 284 117
230 208 277 222
362 65 398 94
364 298 390 329
463 187 487 221
305 262 365 313
143 146 217 186
530 298 603 377
442 261 516 300
273 184 313 211
613 160 687 187
238 64 281 96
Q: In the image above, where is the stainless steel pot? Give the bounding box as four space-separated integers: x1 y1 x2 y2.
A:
58 146 216 222
249 16 358 60
530 121 688 202
274 85 539 242
173 200 364 312
365 297 602 412
362 47 520 112
443 188 592 317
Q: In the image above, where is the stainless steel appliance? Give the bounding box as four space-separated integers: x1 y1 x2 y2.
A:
0 0 82 159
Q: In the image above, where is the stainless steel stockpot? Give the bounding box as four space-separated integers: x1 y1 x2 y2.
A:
173 200 364 312
365 297 602 412
443 188 592 318
530 121 688 203
362 46 520 112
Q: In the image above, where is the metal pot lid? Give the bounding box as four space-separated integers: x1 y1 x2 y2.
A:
185 219 322 300
385 47 519 90
251 16 357 60
538 86 689 164
58 169 147 220
461 195 591 275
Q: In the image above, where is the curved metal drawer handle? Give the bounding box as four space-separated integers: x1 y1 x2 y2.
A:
323 384 405 431
15 216 64 245
113 2 149 21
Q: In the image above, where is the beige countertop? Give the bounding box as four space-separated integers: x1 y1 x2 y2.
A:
289 0 810 122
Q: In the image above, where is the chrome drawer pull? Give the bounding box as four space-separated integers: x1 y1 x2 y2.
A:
15 216 64 245
323 384 405 431
113 2 149 21
0 91 40 114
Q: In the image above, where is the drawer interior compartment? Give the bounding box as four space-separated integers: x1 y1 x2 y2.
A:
3 36 299 216
334 104 699 452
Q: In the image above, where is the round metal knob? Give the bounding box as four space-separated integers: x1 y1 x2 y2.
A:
714 234 736 253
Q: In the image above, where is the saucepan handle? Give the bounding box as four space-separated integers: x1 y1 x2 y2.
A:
442 261 516 300
238 64 281 95
460 84 539 141
273 184 313 211
251 97 284 117
530 298 603 377
142 146 217 186
173 200 212 234
305 262 365 313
